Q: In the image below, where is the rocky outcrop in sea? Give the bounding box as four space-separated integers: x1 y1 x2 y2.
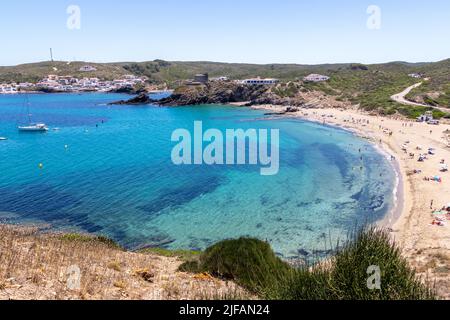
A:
109 93 152 105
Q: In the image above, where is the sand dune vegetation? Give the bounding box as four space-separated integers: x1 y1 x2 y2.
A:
0 225 247 300
179 229 436 300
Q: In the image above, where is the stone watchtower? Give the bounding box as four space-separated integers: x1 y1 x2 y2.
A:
194 73 209 84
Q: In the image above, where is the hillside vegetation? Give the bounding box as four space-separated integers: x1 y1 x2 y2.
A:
406 59 450 108
1 59 449 117
0 61 130 83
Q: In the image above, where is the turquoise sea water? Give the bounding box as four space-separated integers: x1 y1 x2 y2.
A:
0 93 395 258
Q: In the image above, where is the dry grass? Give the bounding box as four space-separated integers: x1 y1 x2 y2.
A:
0 224 249 300
409 248 450 299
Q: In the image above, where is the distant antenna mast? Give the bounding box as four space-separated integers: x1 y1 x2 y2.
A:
50 48 54 62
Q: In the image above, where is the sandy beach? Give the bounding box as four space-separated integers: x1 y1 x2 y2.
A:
251 104 450 297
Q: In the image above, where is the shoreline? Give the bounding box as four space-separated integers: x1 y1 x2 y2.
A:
2 98 450 296
375 143 404 229
248 104 450 298
0 90 173 96
306 112 405 229
1 102 439 247
249 104 404 229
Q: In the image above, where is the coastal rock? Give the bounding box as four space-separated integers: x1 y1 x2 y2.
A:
108 86 147 95
156 82 273 106
297 249 310 256
109 93 152 105
286 106 301 113
109 80 341 110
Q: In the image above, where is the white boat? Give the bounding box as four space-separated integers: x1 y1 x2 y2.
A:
18 123 49 132
0 137 7 141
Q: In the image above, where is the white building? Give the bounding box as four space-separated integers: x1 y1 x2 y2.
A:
0 84 18 94
1 73 147 94
303 74 330 82
241 78 279 85
408 73 423 79
17 82 34 88
417 111 434 123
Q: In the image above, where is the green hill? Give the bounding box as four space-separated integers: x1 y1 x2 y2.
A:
0 59 429 84
0 61 130 83
1 58 449 116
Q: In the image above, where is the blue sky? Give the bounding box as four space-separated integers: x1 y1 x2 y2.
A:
1 0 449 65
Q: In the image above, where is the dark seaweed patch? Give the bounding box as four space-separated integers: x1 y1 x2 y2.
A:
315 143 353 180
138 175 222 216
0 184 82 220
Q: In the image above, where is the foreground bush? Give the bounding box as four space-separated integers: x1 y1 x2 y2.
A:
180 228 436 300
278 228 435 300
179 238 291 295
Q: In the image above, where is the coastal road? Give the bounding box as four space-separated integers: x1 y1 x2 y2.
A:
391 83 428 107
391 82 450 113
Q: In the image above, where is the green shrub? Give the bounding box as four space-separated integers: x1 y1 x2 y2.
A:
328 228 434 300
269 267 331 300
179 238 291 295
139 247 200 261
396 105 447 119
59 233 122 250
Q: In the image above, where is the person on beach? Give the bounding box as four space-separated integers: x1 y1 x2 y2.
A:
431 200 434 210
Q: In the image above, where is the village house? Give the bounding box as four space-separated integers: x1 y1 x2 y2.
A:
0 73 149 94
303 74 330 82
0 84 18 94
408 73 424 79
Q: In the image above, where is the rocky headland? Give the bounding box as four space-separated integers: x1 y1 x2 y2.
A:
109 81 348 110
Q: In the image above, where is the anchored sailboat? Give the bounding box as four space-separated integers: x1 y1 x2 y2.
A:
18 96 48 132
18 123 49 132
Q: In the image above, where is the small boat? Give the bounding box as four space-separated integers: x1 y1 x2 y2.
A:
17 96 49 133
0 137 7 141
18 123 49 132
